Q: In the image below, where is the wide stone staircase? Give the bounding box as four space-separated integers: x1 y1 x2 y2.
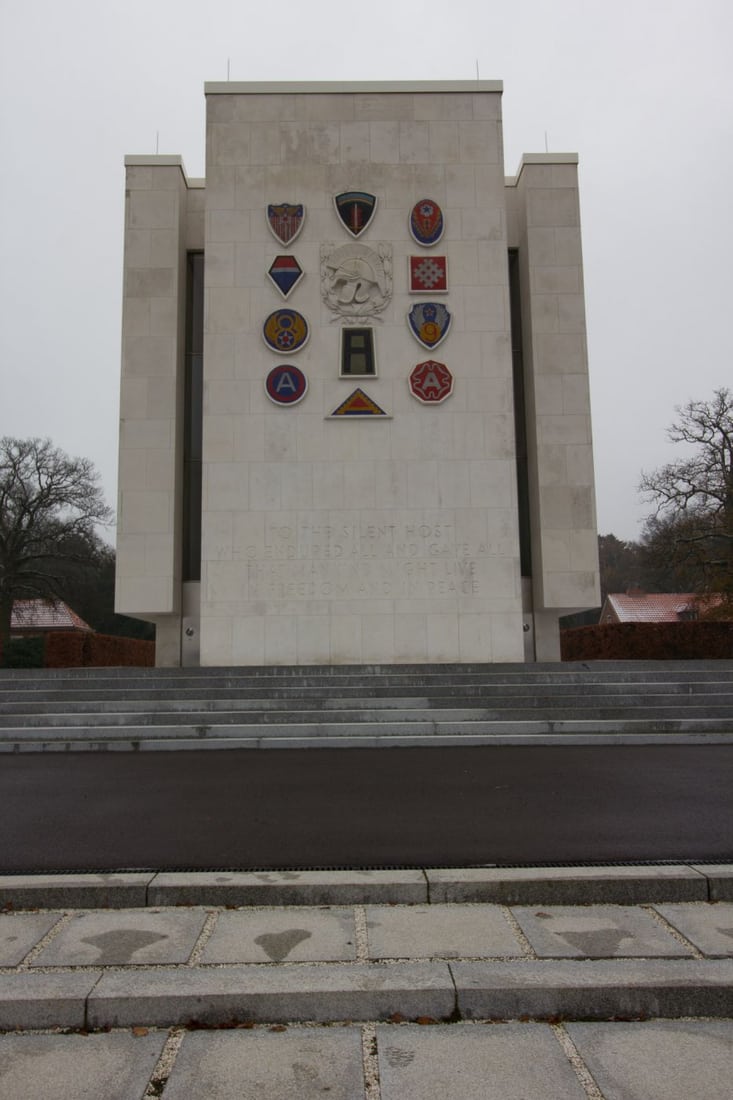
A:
1 660 732 752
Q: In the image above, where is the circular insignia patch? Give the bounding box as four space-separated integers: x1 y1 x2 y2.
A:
265 364 308 406
409 198 444 247
262 309 309 353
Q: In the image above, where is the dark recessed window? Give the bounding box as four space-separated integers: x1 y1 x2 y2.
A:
340 327 376 377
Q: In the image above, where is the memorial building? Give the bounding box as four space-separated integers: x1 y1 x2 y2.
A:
115 81 600 666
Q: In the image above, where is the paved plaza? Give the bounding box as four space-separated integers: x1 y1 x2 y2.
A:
0 866 731 1097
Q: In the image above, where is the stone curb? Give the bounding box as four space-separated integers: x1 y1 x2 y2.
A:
452 959 733 1020
0 971 100 1031
1 865 731 911
3 960 733 1031
86 962 456 1028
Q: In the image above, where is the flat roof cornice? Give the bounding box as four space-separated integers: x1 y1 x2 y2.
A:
205 80 502 94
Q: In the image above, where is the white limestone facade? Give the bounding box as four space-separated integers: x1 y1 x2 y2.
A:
116 81 600 666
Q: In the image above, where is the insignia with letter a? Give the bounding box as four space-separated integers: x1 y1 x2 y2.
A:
409 360 453 404
265 364 308 406
267 203 305 246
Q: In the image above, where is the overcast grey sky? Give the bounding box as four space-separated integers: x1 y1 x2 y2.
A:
1 0 731 542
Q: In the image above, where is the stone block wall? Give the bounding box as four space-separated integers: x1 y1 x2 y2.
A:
199 83 524 665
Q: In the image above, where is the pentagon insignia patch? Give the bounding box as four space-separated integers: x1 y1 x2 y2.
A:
329 388 389 417
267 255 304 299
409 198 444 246
407 302 451 350
262 309 309 353
334 191 377 237
265 364 308 406
267 203 305 246
409 255 448 293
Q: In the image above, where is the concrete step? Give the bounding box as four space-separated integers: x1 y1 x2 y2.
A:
2 717 733 751
0 866 732 1033
2 702 733 728
2 683 733 710
1 662 731 751
1 661 731 690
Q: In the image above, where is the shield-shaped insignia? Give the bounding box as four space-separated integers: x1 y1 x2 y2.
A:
267 203 305 246
407 302 451 350
267 255 304 299
334 191 377 237
409 198 444 246
262 309 309 353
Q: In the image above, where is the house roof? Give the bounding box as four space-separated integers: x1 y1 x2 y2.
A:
11 599 93 633
602 593 711 623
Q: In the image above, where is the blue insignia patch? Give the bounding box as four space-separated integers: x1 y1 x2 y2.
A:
407 302 452 350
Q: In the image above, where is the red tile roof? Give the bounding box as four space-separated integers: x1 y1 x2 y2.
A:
11 599 93 633
600 593 720 623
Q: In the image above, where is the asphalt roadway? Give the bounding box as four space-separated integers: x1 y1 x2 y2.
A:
2 745 732 872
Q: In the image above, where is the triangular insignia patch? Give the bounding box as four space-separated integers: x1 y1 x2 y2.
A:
329 388 388 416
334 191 377 237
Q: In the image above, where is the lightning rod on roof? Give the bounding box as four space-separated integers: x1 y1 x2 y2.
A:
476 59 480 81
545 131 549 152
156 131 159 154
227 58 231 80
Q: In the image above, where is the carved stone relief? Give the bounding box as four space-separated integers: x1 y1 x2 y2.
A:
320 242 392 321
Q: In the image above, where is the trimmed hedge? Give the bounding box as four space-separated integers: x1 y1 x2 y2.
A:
1 636 45 668
561 621 733 661
45 631 154 668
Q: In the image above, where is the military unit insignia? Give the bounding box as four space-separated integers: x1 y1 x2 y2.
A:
334 191 377 237
330 388 389 417
259 191 455 413
409 361 454 404
262 309 309 353
265 364 308 406
407 302 451 350
409 255 448 293
409 198 444 247
267 203 305 246
267 255 304 299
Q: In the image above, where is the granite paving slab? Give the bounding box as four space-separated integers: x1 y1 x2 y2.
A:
30 908 208 966
511 904 691 958
0 1030 167 1100
365 903 525 959
201 907 356 963
654 902 733 956
88 961 456 1028
567 1020 733 1100
0 911 61 965
376 1022 588 1099
163 1027 365 1099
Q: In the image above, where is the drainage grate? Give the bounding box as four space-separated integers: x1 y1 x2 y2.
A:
2 857 731 876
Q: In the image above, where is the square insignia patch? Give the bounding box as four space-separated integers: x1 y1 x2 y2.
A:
409 255 448 293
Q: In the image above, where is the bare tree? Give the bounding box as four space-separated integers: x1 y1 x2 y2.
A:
639 388 733 602
0 437 113 647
